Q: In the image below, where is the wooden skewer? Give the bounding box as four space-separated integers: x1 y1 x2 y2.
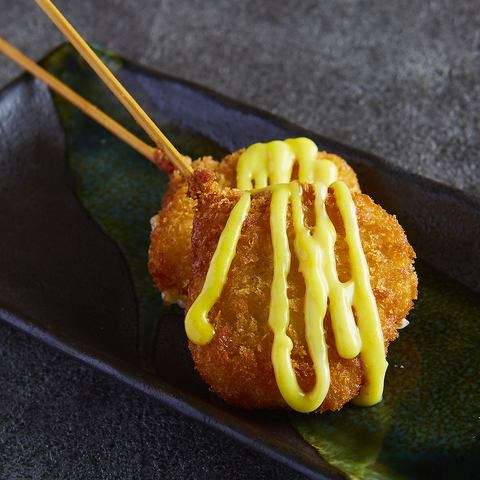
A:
35 0 192 176
0 37 160 164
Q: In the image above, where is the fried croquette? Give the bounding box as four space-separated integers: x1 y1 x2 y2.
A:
148 149 360 304
187 170 417 412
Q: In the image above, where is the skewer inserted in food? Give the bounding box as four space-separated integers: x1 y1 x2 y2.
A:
151 139 417 413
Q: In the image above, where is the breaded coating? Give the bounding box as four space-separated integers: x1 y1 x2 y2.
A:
148 150 360 304
187 171 417 412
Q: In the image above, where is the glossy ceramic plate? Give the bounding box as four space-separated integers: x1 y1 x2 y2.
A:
0 44 478 479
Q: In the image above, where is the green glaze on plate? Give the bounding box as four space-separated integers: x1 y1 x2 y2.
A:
41 44 227 367
38 44 479 478
292 261 480 479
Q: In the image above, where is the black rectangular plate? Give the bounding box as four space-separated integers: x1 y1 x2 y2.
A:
0 46 479 480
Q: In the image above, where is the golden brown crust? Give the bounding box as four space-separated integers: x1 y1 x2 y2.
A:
187 172 417 412
148 150 360 303
148 157 212 303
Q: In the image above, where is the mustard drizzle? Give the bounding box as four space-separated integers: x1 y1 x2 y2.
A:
184 138 387 412
185 192 251 345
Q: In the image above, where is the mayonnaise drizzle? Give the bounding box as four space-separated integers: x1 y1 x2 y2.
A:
185 192 251 345
185 138 387 412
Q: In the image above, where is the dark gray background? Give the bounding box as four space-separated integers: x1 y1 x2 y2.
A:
0 0 478 478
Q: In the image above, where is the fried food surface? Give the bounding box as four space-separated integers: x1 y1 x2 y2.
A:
187 171 417 412
148 156 222 304
148 150 359 303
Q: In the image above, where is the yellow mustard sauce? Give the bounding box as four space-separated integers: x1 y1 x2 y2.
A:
184 137 387 412
185 192 251 345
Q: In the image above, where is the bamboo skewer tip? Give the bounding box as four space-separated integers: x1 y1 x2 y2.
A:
35 0 192 176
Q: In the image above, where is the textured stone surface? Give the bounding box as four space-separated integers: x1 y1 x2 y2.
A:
0 0 478 478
